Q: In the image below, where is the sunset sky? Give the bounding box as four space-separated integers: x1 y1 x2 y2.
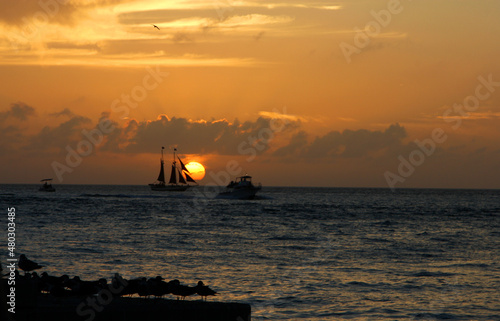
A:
1 0 499 188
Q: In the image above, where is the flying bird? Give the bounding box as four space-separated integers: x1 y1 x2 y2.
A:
19 254 44 273
152 24 160 30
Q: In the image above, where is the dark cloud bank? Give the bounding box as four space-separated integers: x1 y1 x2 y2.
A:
2 102 499 188
1 102 409 162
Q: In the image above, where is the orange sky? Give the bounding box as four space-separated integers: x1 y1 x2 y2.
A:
1 0 499 188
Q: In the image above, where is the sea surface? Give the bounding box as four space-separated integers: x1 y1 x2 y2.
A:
1 185 499 320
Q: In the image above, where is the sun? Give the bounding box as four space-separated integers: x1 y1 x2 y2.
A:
185 162 206 181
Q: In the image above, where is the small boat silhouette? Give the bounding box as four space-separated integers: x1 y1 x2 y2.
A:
39 178 55 192
216 175 261 200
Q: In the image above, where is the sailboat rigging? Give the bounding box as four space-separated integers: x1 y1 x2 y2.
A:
149 147 198 191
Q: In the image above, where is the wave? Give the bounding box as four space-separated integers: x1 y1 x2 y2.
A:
372 219 396 226
81 193 131 198
254 195 273 200
344 281 390 288
412 271 456 277
68 247 105 254
79 193 194 200
104 259 125 264
365 307 401 314
445 263 490 269
412 312 460 320
268 236 318 242
361 237 391 243
261 207 281 213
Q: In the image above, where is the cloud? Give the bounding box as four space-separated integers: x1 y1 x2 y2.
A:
1 106 406 162
249 2 342 10
117 5 295 30
49 108 76 118
172 32 194 43
0 102 36 155
0 0 340 67
47 41 101 52
258 110 305 122
100 115 406 162
0 0 80 27
275 123 408 158
254 30 265 41
102 114 300 155
438 111 500 121
0 0 133 27
119 10 293 34
273 130 308 157
337 117 357 122
2 104 499 188
218 14 294 28
0 102 36 121
27 114 92 152
0 124 25 156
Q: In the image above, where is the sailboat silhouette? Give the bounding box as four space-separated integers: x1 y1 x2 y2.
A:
149 147 197 191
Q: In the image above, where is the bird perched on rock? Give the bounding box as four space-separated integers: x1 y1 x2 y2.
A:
40 272 69 293
66 276 102 296
147 276 171 298
19 254 43 274
195 281 217 301
170 279 196 300
112 273 131 296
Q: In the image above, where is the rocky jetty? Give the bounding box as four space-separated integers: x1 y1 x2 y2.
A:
1 269 250 321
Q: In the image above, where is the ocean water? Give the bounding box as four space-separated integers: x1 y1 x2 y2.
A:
1 185 499 320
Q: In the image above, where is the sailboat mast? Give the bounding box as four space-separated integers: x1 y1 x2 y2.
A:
169 147 178 185
157 146 166 183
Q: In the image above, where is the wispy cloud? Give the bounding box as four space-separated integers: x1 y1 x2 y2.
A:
0 0 80 26
0 102 36 121
115 0 343 12
0 48 259 67
438 111 500 121
49 108 76 118
337 117 357 122
0 0 343 67
217 14 294 28
258 110 306 122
